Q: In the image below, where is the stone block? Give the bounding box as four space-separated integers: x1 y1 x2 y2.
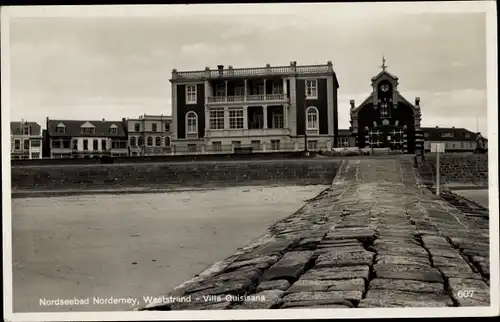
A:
368 278 445 293
316 250 374 267
255 280 291 292
300 266 370 281
261 251 315 282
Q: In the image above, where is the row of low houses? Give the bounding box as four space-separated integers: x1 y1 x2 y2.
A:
10 60 487 160
11 118 487 160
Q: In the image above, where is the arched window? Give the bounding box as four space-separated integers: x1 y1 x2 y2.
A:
272 109 284 128
155 137 161 146
165 136 171 146
147 136 153 146
306 107 318 130
186 112 198 134
130 136 136 147
138 136 144 146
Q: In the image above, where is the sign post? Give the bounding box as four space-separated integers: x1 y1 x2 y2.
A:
430 142 445 196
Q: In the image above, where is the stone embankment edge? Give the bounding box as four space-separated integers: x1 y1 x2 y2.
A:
137 161 348 311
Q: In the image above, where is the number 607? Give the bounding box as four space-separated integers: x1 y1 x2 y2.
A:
457 290 475 298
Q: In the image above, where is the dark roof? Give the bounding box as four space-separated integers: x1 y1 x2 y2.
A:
421 127 486 142
47 119 126 137
10 122 41 136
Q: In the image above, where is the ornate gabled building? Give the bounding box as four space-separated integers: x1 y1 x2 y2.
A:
349 58 423 154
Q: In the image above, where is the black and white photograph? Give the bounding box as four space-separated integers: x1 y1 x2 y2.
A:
1 2 498 321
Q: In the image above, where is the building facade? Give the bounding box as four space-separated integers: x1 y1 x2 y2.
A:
46 118 128 158
422 127 488 153
349 59 423 154
169 61 339 154
10 121 43 160
127 114 172 156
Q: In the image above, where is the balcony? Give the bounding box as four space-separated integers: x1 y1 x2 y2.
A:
206 128 290 138
207 94 287 105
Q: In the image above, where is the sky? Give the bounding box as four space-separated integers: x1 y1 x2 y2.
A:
4 3 491 135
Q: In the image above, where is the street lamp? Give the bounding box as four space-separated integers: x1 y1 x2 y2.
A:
304 86 312 155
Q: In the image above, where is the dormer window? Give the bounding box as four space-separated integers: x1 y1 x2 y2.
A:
23 125 30 135
465 133 470 139
109 124 118 135
56 123 66 134
81 121 95 135
441 132 454 138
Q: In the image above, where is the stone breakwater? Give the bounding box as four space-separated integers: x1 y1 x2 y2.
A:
418 154 488 186
142 158 490 310
10 159 340 193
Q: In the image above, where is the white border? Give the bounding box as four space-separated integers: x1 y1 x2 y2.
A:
2 1 499 321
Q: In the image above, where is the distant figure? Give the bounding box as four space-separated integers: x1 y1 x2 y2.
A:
475 132 486 154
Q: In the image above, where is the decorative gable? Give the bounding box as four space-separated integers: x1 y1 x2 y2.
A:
109 124 118 134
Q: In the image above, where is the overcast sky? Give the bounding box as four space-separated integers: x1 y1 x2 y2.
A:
4 3 491 134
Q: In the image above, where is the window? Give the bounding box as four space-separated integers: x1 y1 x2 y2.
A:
164 137 170 146
134 123 140 132
441 132 454 138
215 83 225 97
63 140 70 149
251 140 261 151
83 140 88 150
272 81 283 94
253 83 264 95
186 85 197 104
272 110 284 128
93 140 98 150
23 126 30 135
452 143 456 149
138 136 144 146
306 107 319 130
101 139 107 150
130 137 136 147
81 127 95 134
155 137 161 146
187 144 197 153
234 86 245 96
165 123 170 132
229 108 244 129
109 125 118 135
56 125 65 134
186 112 198 134
71 139 77 150
147 136 153 146
232 141 241 148
31 152 40 159
308 140 318 150
51 140 61 148
461 142 464 148
424 133 429 138
305 79 318 98
31 140 41 147
23 140 29 150
152 123 157 132
212 141 222 152
209 108 225 130
271 140 280 151
14 139 21 150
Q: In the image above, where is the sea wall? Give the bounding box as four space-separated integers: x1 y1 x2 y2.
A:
417 153 488 185
11 159 341 192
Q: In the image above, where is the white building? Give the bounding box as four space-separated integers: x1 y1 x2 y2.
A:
46 118 128 158
127 114 172 156
10 121 43 160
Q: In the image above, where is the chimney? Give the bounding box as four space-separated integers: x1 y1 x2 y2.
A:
102 118 105 122
415 97 420 105
217 65 224 76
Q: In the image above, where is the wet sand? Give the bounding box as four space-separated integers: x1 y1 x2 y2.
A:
11 185 328 312
453 189 489 209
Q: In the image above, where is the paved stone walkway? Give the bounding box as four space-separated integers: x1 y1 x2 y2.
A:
142 158 490 310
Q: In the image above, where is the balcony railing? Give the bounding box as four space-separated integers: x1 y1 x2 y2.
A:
206 128 290 138
173 64 332 80
207 94 286 104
